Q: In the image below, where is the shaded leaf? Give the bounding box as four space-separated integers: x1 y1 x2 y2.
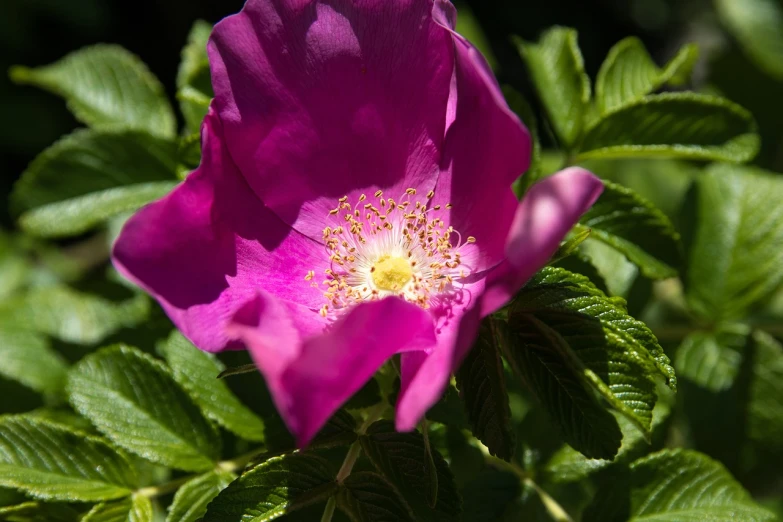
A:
83 495 153 522
177 21 214 133
0 328 67 395
577 93 759 162
337 472 414 522
166 470 235 522
715 0 783 80
67 345 220 471
747 331 783 455
202 453 337 521
0 416 136 501
10 45 175 137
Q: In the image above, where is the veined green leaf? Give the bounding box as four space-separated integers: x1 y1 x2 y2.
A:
596 38 698 113
0 328 67 395
337 472 414 522
10 45 175 138
579 180 681 279
0 416 136 501
577 93 759 162
201 453 337 521
177 21 214 133
455 317 515 461
166 470 235 522
715 0 783 80
66 345 221 471
686 164 783 321
160 331 265 442
20 181 176 239
360 421 462 521
675 330 746 392
514 27 591 147
584 449 776 521
83 495 153 522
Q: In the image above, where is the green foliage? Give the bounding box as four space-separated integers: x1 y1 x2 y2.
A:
10 45 176 138
337 472 415 522
83 495 153 522
166 470 235 522
584 449 775 521
0 328 67 395
66 345 221 471
177 21 213 134
715 0 783 80
0 416 136 501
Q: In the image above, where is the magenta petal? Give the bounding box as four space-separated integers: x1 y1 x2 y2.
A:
480 168 604 316
112 108 324 352
231 294 436 447
208 0 456 240
429 3 531 272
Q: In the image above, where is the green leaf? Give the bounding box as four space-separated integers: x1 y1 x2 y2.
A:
0 501 80 522
20 181 176 239
360 421 462 521
83 495 153 522
455 317 515 461
66 345 221 471
0 328 67 395
596 38 698 114
584 449 776 521
201 453 337 521
715 0 783 80
160 331 265 442
0 416 136 501
576 93 759 162
337 472 414 522
10 45 175 138
514 27 591 147
503 86 543 197
166 470 235 522
685 164 783 321
4 285 149 345
579 180 682 279
747 331 783 455
675 330 745 392
177 21 214 133
507 267 676 456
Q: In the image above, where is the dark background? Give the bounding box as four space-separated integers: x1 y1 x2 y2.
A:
2 0 781 227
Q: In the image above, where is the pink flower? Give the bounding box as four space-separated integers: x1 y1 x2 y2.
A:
113 0 602 446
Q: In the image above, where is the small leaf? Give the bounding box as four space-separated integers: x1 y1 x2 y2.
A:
360 421 462 521
177 21 214 133
166 470 235 522
337 472 414 522
83 495 153 522
514 27 591 147
578 180 682 279
0 416 136 501
202 453 337 521
10 45 175 137
0 327 67 395
584 449 776 521
686 164 783 321
455 317 515 461
675 330 745 392
66 345 221 471
20 182 176 239
160 331 265 442
577 93 759 162
715 0 783 80
5 285 149 345
596 38 698 113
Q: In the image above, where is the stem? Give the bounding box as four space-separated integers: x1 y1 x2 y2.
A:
524 478 574 522
336 441 362 483
320 497 337 522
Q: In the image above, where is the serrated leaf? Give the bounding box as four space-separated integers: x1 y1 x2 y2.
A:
0 328 67 395
66 345 220 471
10 45 175 137
202 453 337 521
747 331 783 455
576 93 759 162
686 164 783 321
579 180 681 279
507 267 676 456
20 181 176 239
360 421 462 521
177 21 213 133
456 317 515 461
0 416 136 501
166 470 235 522
160 331 264 442
3 285 149 345
311 409 358 450
83 495 153 522
515 27 590 147
596 38 698 113
337 472 414 522
584 449 776 521
715 0 783 80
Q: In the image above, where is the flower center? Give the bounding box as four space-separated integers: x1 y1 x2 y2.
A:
371 255 413 291
307 188 476 318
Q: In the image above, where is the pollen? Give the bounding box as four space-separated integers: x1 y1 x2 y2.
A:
371 255 413 291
